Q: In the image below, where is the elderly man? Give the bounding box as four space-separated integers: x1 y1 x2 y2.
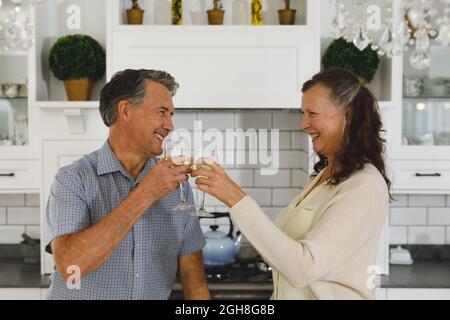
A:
45 69 209 300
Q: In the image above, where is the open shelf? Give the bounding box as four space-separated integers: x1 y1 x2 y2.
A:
31 0 106 103
117 0 308 26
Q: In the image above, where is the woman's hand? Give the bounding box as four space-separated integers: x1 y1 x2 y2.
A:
190 159 247 208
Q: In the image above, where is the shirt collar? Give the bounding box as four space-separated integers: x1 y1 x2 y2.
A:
97 141 158 181
97 141 126 176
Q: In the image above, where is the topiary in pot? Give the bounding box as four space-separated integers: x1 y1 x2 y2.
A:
322 37 380 84
49 34 106 101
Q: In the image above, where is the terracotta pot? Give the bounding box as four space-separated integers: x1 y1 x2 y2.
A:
207 9 225 25
64 78 93 101
278 9 296 25
127 8 144 25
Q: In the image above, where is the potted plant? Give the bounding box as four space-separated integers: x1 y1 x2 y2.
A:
322 37 380 84
127 0 144 25
207 0 225 25
278 0 296 25
49 34 106 101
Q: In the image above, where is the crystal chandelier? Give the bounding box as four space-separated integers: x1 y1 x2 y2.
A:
0 0 46 52
331 0 450 70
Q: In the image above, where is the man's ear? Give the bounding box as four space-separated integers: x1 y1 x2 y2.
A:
117 100 131 122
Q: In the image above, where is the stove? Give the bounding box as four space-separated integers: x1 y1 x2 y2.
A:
204 260 273 284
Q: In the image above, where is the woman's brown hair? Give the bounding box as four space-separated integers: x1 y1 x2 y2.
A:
302 68 392 200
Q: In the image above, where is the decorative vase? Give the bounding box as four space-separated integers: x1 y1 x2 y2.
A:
172 0 182 25
251 0 263 25
127 7 144 25
278 9 296 25
64 78 93 101
207 9 225 25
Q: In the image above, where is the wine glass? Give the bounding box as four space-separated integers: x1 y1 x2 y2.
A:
191 144 217 218
163 138 195 212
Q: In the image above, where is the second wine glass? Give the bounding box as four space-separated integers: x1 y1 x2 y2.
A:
191 144 217 218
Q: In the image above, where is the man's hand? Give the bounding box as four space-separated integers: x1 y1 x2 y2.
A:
141 158 190 201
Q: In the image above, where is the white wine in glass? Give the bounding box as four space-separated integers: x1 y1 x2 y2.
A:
163 139 194 212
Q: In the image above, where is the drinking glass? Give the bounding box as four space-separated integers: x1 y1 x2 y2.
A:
163 138 194 212
191 144 217 218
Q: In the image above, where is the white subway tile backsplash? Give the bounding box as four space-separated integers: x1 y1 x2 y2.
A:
291 132 309 151
254 170 290 188
0 194 25 206
390 195 408 207
389 226 408 245
0 207 6 224
25 226 40 239
0 226 25 244
245 189 272 206
408 195 446 207
224 169 254 187
25 194 40 206
408 227 445 245
272 188 301 206
234 112 272 130
198 112 234 130
390 207 427 226
173 112 197 130
279 151 305 169
278 132 291 150
273 111 301 130
428 208 450 226
292 169 310 188
203 194 227 207
7 207 40 225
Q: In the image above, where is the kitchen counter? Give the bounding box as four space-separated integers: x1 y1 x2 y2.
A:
0 258 50 288
380 260 450 289
2 258 450 292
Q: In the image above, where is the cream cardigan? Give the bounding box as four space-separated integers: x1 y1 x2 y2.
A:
230 163 389 300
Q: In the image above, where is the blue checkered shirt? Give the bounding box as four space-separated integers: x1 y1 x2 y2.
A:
45 141 205 300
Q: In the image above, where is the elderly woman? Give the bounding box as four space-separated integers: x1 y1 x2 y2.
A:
191 68 391 300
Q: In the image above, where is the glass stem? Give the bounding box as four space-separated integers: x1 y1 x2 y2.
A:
199 191 206 210
179 182 186 204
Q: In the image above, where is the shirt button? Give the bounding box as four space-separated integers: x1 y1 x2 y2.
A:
136 273 140 278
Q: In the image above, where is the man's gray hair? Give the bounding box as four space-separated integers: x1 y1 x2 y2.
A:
99 69 179 127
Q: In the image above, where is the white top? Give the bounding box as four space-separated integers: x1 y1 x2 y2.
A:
230 163 389 300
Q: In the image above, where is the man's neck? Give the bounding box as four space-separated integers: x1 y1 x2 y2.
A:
108 130 150 179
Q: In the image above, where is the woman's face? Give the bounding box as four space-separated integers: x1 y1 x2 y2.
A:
300 84 347 161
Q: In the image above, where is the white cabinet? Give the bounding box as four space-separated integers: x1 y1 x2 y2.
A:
386 288 450 300
0 288 48 300
0 160 40 192
385 42 450 194
41 140 104 274
0 288 41 300
106 0 321 109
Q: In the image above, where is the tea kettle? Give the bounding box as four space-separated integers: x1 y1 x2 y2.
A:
201 212 242 267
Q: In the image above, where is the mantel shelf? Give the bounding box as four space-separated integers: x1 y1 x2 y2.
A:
114 25 311 32
32 101 99 109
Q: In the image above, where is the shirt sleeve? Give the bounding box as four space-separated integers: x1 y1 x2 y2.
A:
45 168 90 253
230 182 388 288
179 182 206 256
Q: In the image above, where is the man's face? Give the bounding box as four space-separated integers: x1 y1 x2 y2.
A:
127 81 175 158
